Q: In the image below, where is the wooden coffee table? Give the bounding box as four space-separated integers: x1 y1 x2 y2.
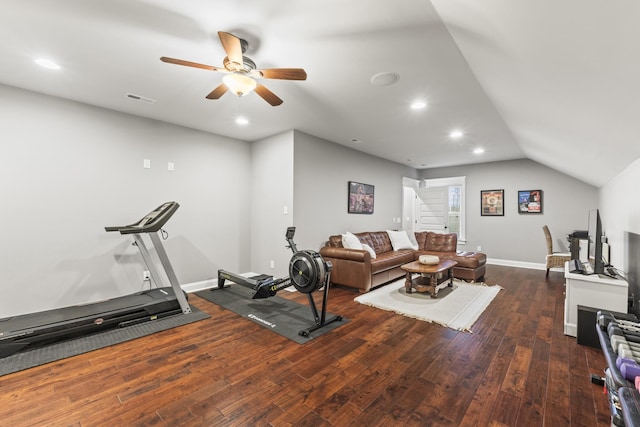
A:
401 259 458 298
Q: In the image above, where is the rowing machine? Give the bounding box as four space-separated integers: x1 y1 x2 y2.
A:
215 227 341 337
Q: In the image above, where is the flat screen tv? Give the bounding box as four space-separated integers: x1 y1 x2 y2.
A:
587 209 605 275
626 231 640 316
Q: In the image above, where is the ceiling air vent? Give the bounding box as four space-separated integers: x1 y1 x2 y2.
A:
125 93 156 104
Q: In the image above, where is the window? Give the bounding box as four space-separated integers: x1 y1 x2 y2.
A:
447 185 462 236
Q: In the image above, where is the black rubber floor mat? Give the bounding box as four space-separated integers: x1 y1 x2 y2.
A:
196 285 347 344
0 307 209 377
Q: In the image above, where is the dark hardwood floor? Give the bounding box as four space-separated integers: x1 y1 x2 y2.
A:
0 265 612 426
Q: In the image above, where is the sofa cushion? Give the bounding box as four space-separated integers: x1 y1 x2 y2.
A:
407 231 419 248
415 231 457 252
327 235 344 248
386 230 417 251
415 231 427 250
370 250 414 273
342 232 363 250
453 251 487 269
356 231 393 254
362 243 377 259
328 231 394 255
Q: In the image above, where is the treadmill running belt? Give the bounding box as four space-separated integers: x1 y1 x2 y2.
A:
2 288 173 329
0 307 209 377
0 287 184 358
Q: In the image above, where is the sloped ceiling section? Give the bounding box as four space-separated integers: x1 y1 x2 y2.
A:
0 0 638 187
431 0 640 187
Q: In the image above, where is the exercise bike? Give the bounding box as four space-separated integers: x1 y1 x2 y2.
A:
216 227 342 337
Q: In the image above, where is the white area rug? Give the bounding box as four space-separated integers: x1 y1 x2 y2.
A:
354 278 502 332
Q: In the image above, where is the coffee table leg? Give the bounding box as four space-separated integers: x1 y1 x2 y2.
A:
448 268 454 287
405 271 413 293
430 273 437 298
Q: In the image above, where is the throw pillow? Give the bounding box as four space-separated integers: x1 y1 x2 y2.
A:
342 231 363 250
362 243 377 259
386 230 416 251
407 231 419 250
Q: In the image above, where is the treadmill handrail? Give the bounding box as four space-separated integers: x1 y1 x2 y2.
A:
105 201 179 234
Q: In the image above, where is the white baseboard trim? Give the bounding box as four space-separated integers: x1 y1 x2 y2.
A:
181 272 270 294
182 278 216 293
486 258 561 272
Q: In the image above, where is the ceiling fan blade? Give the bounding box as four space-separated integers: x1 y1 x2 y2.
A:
254 84 283 106
205 84 229 100
256 68 308 81
160 56 222 72
218 31 243 68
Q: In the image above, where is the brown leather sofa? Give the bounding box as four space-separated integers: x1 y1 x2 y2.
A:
319 231 486 293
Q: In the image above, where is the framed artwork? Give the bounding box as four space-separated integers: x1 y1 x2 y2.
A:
481 189 504 216
348 181 374 214
518 190 543 214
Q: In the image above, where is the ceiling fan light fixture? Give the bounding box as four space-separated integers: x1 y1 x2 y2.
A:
161 31 305 106
223 73 257 97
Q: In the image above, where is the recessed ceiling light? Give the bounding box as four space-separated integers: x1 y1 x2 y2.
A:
34 58 61 70
235 117 249 125
410 101 427 110
370 72 400 86
473 147 485 155
449 130 464 139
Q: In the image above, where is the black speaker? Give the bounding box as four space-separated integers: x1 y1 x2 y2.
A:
577 305 601 348
577 305 636 348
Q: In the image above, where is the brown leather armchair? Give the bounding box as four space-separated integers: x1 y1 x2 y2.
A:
414 231 486 282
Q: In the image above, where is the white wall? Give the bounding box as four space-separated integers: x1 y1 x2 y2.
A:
291 131 419 251
600 156 640 272
250 131 295 278
421 159 599 264
0 85 251 317
249 130 419 278
600 157 640 313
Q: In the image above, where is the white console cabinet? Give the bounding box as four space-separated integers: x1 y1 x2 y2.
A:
564 262 628 337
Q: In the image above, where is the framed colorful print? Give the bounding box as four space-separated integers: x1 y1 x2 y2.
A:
481 189 504 216
348 181 374 214
518 190 543 214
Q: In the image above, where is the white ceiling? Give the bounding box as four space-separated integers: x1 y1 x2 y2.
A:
1 0 638 187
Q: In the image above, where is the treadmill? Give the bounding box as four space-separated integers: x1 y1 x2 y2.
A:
0 201 190 359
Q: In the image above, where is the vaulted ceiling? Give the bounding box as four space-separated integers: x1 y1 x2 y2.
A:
1 0 638 187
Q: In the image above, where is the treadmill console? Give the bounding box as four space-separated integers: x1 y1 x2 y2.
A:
105 201 179 235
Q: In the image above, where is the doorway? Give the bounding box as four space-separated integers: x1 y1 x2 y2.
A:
402 176 466 242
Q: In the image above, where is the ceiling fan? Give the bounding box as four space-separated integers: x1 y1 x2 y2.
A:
160 31 307 106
